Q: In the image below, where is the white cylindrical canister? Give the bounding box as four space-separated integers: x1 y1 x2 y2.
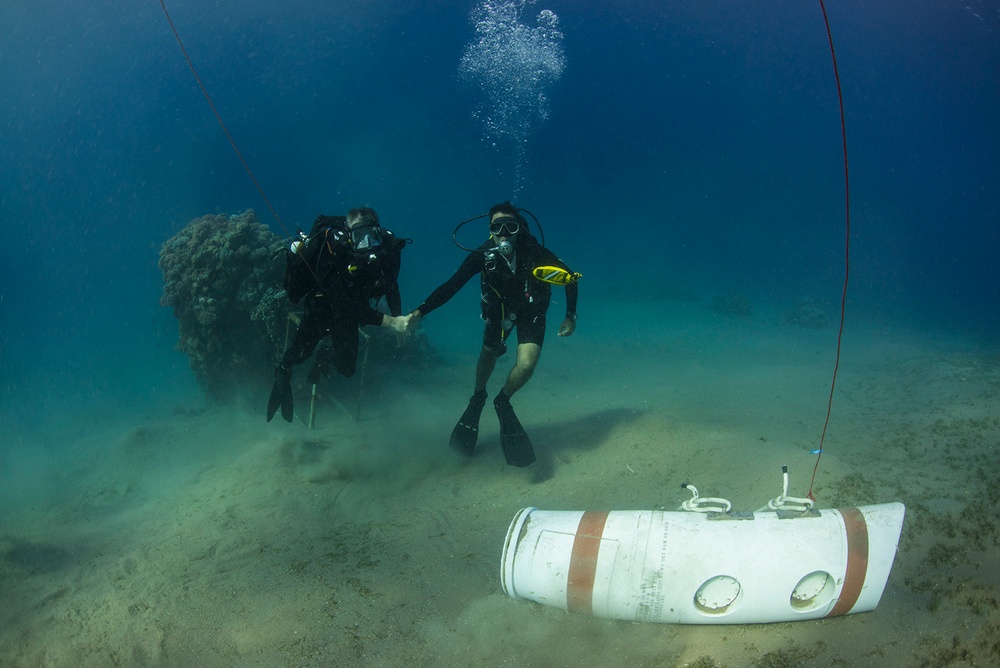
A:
500 503 905 624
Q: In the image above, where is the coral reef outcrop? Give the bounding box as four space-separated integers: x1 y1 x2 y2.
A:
159 210 289 399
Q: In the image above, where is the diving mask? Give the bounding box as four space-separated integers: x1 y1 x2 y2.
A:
489 216 521 237
350 223 383 250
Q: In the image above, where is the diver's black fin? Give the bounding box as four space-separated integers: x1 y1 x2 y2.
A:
280 389 294 423
267 366 294 423
494 393 535 467
266 385 282 422
449 390 487 456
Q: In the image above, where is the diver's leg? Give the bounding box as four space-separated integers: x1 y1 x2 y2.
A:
491 342 540 467
268 318 323 423
475 344 500 391
500 343 541 397
306 341 334 383
450 345 500 456
330 322 360 378
281 318 324 368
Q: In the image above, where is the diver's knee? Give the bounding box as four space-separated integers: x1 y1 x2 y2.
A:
480 344 502 360
517 357 538 374
517 344 541 367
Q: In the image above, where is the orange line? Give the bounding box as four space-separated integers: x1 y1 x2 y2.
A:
566 511 610 613
828 507 869 616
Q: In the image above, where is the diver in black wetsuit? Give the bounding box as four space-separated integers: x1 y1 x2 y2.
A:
267 207 409 423
405 201 579 467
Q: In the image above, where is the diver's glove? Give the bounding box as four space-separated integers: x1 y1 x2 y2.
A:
266 366 294 423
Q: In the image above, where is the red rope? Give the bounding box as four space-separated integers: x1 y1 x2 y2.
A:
807 0 851 500
158 0 287 235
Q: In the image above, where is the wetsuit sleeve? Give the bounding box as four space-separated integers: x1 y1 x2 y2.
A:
358 305 387 328
385 282 402 317
416 253 482 316
383 241 403 317
564 281 579 317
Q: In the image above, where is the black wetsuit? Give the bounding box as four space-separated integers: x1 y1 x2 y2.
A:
280 216 404 377
416 234 578 352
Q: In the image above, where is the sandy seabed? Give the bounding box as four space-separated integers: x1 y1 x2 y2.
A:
1 302 998 667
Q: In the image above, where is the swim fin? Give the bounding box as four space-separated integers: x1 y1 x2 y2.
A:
449 389 487 456
493 393 535 467
266 366 294 423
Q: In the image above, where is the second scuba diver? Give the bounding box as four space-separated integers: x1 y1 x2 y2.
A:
404 201 580 467
267 207 409 423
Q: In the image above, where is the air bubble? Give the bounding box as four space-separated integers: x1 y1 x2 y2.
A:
458 0 565 191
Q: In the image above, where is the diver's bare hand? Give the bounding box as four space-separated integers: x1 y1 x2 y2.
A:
383 314 408 334
404 310 423 334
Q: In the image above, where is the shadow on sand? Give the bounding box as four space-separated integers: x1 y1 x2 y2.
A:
527 406 647 483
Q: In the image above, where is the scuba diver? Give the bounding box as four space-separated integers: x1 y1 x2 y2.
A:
267 207 409 423
404 201 580 467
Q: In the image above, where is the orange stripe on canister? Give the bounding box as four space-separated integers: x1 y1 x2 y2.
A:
566 510 611 613
828 506 870 617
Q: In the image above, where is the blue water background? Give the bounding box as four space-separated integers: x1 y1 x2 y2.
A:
1 0 997 426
